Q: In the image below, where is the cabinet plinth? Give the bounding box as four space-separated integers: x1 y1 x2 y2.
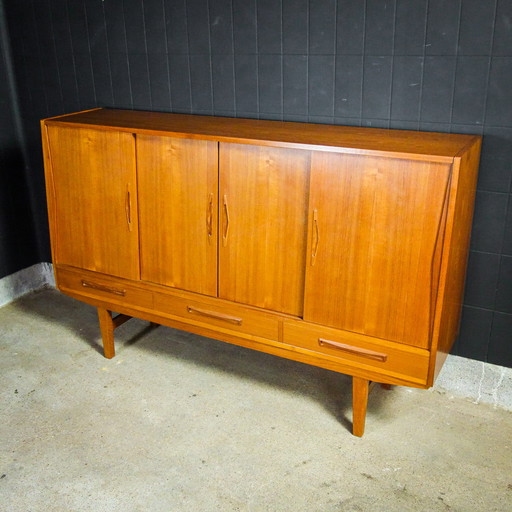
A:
41 108 481 437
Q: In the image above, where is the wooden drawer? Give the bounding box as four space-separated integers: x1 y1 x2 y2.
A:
56 266 154 310
153 291 279 341
283 320 430 385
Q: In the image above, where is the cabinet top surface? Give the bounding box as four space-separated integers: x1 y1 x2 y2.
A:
43 108 480 160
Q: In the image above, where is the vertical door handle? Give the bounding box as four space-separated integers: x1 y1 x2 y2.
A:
222 194 230 247
311 208 319 266
125 186 132 231
206 192 214 244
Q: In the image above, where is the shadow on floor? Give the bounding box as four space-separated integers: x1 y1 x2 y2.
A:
9 288 396 433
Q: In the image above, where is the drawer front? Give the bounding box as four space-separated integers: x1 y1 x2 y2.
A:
56 266 153 310
153 291 279 341
283 321 430 384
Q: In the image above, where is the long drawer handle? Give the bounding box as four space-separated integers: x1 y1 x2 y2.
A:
81 280 126 296
318 338 388 362
187 306 242 326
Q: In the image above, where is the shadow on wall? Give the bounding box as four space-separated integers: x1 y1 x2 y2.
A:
0 146 39 277
9 288 397 433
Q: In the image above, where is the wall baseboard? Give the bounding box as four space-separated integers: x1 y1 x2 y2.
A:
433 354 512 411
1 263 510 410
0 262 55 308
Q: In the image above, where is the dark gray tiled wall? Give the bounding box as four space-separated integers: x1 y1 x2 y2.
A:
0 1 39 277
3 0 511 367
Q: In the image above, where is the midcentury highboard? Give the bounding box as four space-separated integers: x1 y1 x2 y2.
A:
41 108 481 436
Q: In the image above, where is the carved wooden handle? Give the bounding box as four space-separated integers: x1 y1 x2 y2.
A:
187 306 242 325
311 209 320 266
318 338 388 362
222 194 230 247
207 192 214 243
125 187 132 231
81 280 126 296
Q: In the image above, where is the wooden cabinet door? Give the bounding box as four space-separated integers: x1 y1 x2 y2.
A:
137 135 218 296
304 152 451 349
46 126 139 280
219 143 310 316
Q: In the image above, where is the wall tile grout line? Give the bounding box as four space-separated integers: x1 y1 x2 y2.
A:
123 0 135 108
417 0 430 126
161 0 173 111
63 1 81 110
331 0 338 124
81 0 97 108
447 0 462 130
100 0 115 110
46 0 65 113
280 0 283 120
462 304 512 316
255 0 260 118
484 312 496 363
206 0 214 115
230 0 237 117
359 0 367 126
183 0 193 113
305 0 309 120
29 0 50 116
387 0 397 126
470 248 510 257
140 0 153 110
480 0 498 131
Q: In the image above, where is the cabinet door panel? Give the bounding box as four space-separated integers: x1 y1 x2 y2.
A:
47 126 139 280
304 152 451 348
219 143 310 316
137 135 218 296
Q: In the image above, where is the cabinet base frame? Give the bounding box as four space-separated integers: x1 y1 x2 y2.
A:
96 305 390 437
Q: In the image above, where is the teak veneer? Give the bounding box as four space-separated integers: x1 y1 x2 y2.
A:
41 108 481 436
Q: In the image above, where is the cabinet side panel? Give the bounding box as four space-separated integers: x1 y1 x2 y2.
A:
46 125 139 280
219 143 310 316
137 135 218 297
430 139 482 384
41 121 59 280
304 152 451 348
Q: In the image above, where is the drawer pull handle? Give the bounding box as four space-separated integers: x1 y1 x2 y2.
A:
318 338 388 362
222 194 230 247
125 187 132 231
81 280 126 297
187 306 242 326
311 208 320 266
206 192 214 243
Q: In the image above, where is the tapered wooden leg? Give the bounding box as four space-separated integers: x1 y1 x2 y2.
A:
352 376 370 437
97 308 115 359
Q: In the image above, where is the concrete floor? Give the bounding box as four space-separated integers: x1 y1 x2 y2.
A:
1 289 511 512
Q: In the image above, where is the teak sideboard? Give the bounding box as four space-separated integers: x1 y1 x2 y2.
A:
41 108 481 436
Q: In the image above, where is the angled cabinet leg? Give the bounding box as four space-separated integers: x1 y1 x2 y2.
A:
97 308 116 359
352 376 370 437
